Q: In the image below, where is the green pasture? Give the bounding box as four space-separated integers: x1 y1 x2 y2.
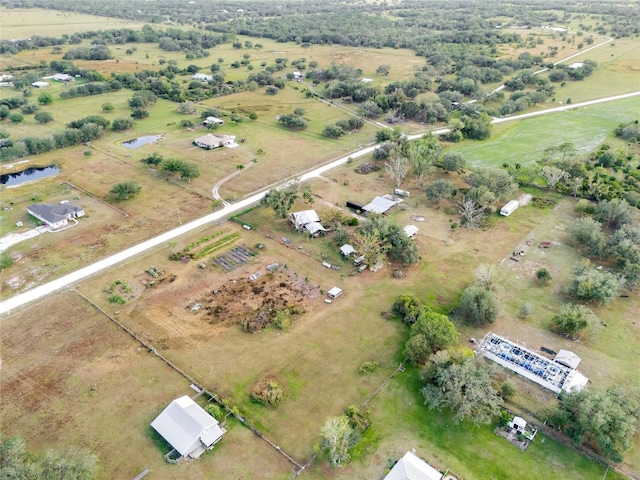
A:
552 37 640 101
0 8 147 40
303 370 626 480
451 96 640 168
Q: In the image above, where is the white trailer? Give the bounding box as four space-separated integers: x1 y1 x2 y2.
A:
500 200 520 217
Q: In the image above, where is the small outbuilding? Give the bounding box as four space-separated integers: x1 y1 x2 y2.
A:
500 200 519 217
508 416 527 433
362 195 402 215
384 451 443 480
554 350 581 369
327 286 342 299
404 225 419 239
151 395 226 460
31 81 50 88
340 244 356 256
203 116 224 126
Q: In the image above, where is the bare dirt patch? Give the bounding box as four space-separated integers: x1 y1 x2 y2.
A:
199 270 321 331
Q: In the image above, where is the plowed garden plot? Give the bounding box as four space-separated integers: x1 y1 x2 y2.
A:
213 246 257 271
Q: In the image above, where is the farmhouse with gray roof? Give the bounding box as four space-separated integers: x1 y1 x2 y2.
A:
27 202 84 229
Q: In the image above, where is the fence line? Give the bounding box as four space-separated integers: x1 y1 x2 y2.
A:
60 181 129 218
72 288 305 471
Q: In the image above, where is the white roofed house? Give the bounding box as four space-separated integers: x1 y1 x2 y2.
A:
194 133 236 150
289 209 326 237
191 73 214 82
53 73 75 82
385 451 443 480
151 395 226 461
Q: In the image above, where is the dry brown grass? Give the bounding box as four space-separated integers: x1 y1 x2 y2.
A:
0 290 295 479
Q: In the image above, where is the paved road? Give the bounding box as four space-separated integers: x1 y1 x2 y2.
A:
1 91 639 316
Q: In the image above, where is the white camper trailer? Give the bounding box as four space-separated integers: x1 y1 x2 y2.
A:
500 200 520 217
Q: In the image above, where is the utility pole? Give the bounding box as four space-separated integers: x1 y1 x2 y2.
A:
177 206 182 225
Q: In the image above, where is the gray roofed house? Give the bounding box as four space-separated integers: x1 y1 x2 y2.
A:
27 202 84 230
384 451 443 480
151 395 226 460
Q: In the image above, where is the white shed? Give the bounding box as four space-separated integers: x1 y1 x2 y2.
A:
384 451 443 480
500 200 519 217
554 350 581 369
340 244 355 256
508 416 527 433
404 225 419 239
327 287 342 299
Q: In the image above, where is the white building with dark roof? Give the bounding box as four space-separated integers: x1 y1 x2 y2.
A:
151 395 226 459
27 202 84 229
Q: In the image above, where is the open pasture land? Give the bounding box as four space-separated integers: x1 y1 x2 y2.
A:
0 289 295 479
74 218 406 461
451 96 640 169
0 8 147 40
552 37 640 101
5 31 427 84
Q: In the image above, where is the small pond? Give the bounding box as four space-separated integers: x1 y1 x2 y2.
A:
121 135 163 149
1 165 60 186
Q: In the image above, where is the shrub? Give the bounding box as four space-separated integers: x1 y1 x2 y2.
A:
358 361 379 374
108 294 126 304
250 379 286 406
205 403 224 421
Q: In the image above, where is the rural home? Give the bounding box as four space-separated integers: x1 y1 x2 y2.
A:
53 73 75 82
191 73 214 82
384 451 443 480
194 133 236 150
289 209 326 236
203 116 224 126
150 395 226 460
27 202 84 229
31 81 49 88
340 244 356 256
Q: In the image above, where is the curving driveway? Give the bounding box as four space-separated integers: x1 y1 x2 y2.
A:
1 91 639 316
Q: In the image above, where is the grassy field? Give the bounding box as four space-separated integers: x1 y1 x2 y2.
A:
0 290 295 479
451 96 640 169
0 8 147 39
302 370 627 480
